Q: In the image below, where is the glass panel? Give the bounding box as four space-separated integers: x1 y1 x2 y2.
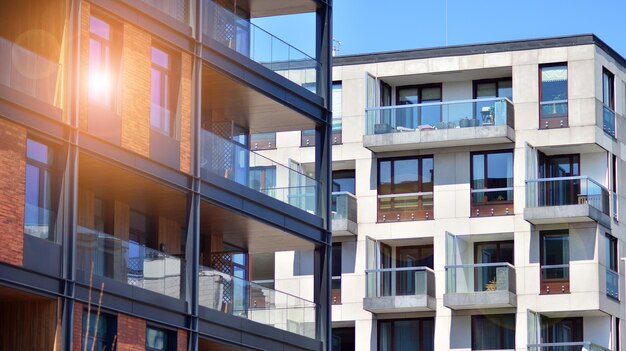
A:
26 139 51 164
379 161 391 195
541 65 568 117
498 79 513 99
472 315 515 350
476 82 497 98
379 321 392 351
472 154 485 190
146 327 167 350
421 158 434 193
603 71 614 108
542 233 569 279
394 320 420 351
393 159 418 194
90 16 110 39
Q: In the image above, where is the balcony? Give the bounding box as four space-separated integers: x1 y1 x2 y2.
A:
527 342 610 351
200 129 319 215
444 263 516 310
363 267 436 313
76 227 184 299
140 0 188 23
524 176 611 227
363 98 514 152
331 192 357 237
199 265 316 339
202 0 320 94
0 36 60 107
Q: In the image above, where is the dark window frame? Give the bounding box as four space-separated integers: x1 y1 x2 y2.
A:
541 316 583 345
396 83 443 127
146 325 177 351
606 233 618 272
539 62 569 129
82 309 117 351
377 155 434 222
88 12 121 109
377 318 435 351
472 77 513 99
603 67 616 137
540 230 570 294
470 149 514 217
150 42 180 138
331 242 342 305
24 137 58 241
471 314 516 350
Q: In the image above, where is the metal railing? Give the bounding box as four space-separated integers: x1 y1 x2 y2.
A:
603 105 616 138
198 265 317 339
365 267 435 298
0 36 60 106
331 191 357 222
525 176 610 215
445 263 516 294
364 97 513 135
606 269 619 299
528 341 610 351
200 129 320 215
202 0 320 93
141 0 188 23
76 226 184 299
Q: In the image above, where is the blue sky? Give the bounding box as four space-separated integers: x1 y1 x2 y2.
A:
255 0 626 59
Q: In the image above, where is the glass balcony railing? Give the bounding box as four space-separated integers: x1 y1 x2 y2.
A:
141 0 188 23
526 176 610 215
365 267 435 298
200 130 320 215
445 263 516 294
0 37 60 106
202 0 320 93
331 192 357 222
602 105 616 138
76 226 184 299
606 269 619 300
527 341 610 351
198 265 317 339
24 203 55 240
365 98 513 135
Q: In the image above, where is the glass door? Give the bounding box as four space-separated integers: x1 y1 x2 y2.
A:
539 154 580 206
474 241 513 292
396 246 433 295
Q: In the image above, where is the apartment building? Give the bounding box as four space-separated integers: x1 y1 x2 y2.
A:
0 0 333 350
261 35 626 350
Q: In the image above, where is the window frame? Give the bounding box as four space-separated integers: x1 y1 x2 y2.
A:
24 137 56 241
146 325 177 351
82 309 117 351
301 81 342 147
539 62 569 129
331 242 342 305
150 43 179 138
602 67 616 137
471 314 516 350
470 149 514 217
395 83 443 128
377 318 435 351
88 13 120 109
540 230 570 294
377 155 434 222
472 77 513 100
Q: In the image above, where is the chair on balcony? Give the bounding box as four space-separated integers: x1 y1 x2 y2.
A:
481 106 495 126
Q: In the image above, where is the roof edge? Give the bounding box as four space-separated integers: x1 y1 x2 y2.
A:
333 34 626 69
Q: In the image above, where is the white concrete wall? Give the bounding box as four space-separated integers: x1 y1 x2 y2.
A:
257 42 626 350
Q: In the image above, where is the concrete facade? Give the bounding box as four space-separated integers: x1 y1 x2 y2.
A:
263 35 626 350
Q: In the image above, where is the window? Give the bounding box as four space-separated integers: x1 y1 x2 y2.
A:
150 45 176 137
603 68 616 137
24 138 55 240
332 242 342 304
332 170 355 194
472 314 515 350
146 326 176 351
332 327 355 351
396 84 442 128
474 78 512 126
378 318 434 351
540 230 569 294
249 166 276 197
538 153 580 206
475 241 514 292
396 246 433 295
82 310 117 351
88 15 118 108
613 154 618 221
541 317 582 347
539 63 568 128
250 132 276 150
471 150 513 216
378 156 433 222
606 233 619 299
301 82 342 146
